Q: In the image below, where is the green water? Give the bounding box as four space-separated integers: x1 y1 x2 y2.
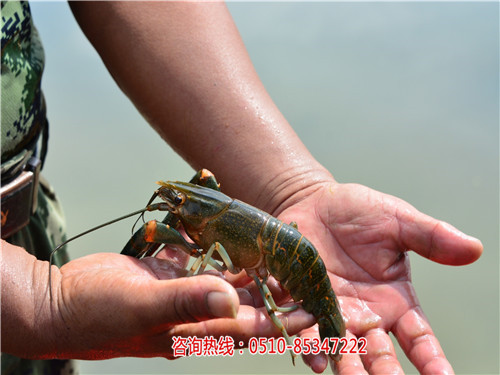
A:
30 2 498 374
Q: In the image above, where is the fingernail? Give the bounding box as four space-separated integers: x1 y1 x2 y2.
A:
207 291 237 319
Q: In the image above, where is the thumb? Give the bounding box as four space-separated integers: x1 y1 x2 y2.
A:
399 207 483 265
144 274 240 326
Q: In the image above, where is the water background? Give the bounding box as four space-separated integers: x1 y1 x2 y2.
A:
30 2 498 374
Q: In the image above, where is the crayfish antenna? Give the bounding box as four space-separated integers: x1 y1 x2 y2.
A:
132 190 161 234
48 207 152 301
131 213 145 235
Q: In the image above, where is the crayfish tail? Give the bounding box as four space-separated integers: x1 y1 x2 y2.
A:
318 311 346 362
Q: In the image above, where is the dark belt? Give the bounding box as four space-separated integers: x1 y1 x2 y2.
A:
1 156 41 238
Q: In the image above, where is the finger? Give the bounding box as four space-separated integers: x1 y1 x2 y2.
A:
299 325 329 374
235 287 255 306
359 328 404 374
332 331 368 375
140 274 239 326
392 307 454 375
170 303 317 347
224 269 253 288
238 274 293 308
398 205 482 265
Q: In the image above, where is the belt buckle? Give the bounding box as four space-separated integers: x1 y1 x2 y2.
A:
1 157 41 238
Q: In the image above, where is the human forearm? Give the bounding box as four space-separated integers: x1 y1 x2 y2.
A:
69 1 332 213
1 240 60 358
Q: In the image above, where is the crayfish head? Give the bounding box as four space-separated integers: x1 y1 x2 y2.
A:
155 181 232 233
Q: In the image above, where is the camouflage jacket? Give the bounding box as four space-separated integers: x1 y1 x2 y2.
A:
1 2 77 374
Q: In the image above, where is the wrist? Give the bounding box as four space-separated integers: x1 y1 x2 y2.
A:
254 162 335 217
205 137 335 216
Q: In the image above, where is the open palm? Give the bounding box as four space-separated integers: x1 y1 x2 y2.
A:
275 181 482 374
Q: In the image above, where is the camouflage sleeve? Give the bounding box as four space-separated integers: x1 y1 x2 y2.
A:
1 1 47 163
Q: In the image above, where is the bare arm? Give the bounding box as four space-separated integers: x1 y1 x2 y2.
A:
69 1 330 214
1 241 59 358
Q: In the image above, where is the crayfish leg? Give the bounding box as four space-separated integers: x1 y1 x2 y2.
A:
188 242 240 276
253 275 297 365
187 253 226 276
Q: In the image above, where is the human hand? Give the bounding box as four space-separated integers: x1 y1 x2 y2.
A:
1 240 315 360
266 180 483 374
46 248 315 360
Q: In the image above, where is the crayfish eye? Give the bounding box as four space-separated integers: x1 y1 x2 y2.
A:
174 193 185 205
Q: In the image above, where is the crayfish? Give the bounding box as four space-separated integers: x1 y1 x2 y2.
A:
51 169 345 363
